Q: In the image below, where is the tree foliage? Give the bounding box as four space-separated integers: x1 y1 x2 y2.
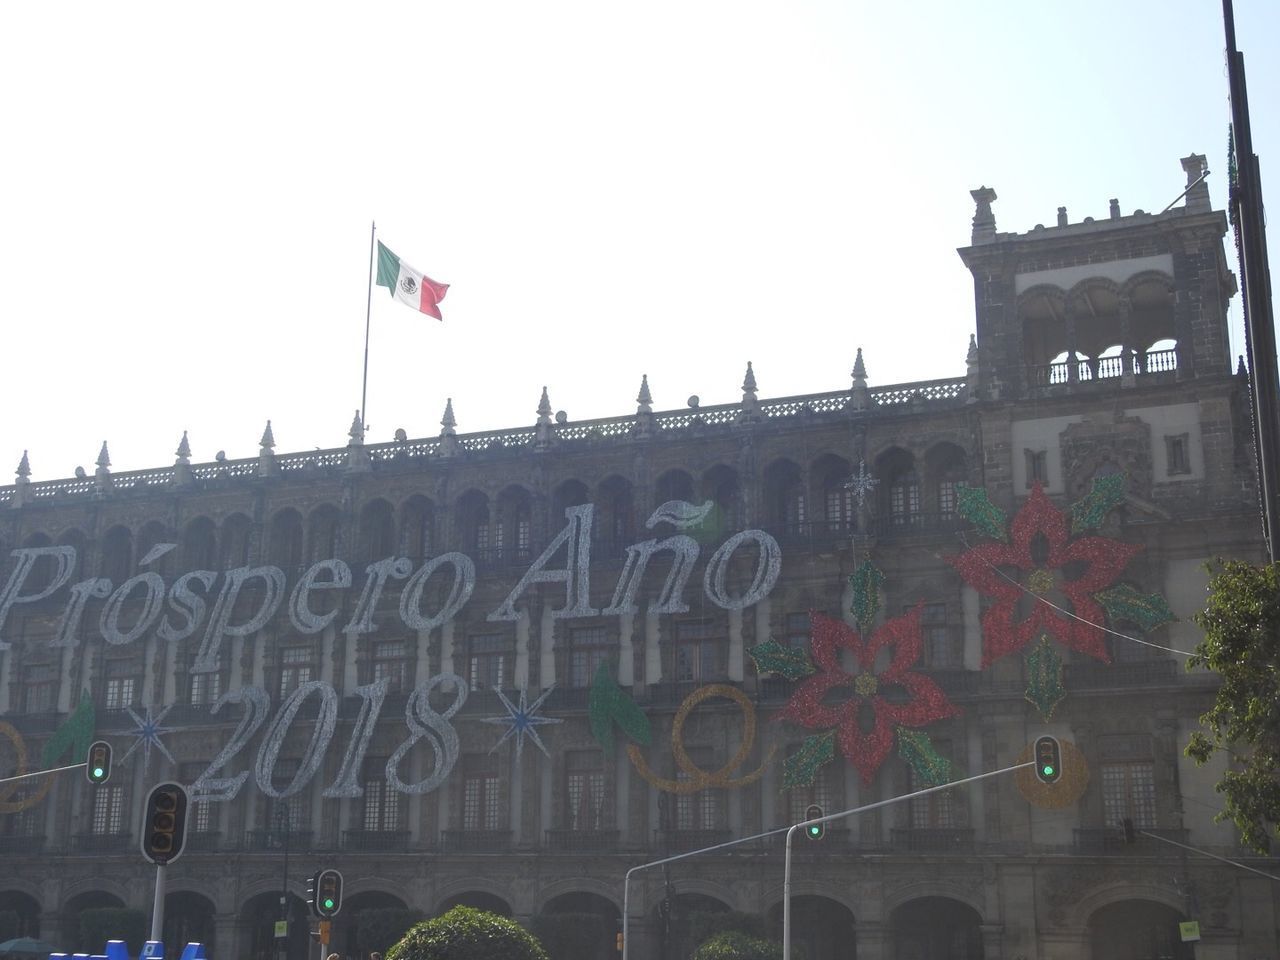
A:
692 931 788 960
385 907 547 960
1186 559 1280 852
356 908 426 957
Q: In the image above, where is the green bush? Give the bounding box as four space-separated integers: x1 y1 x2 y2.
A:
356 908 426 956
385 906 548 960
691 931 784 960
687 910 765 947
75 908 147 955
528 912 607 960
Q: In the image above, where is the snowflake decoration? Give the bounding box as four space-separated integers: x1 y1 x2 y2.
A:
120 704 176 776
843 459 879 511
481 686 563 759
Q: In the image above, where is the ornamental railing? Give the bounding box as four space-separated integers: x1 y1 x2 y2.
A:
0 376 969 504
440 829 512 853
1028 348 1178 387
543 829 620 853
341 829 412 851
890 827 975 853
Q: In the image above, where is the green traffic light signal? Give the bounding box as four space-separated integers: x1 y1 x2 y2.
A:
85 741 112 785
323 898 335 910
1034 736 1063 785
804 804 825 840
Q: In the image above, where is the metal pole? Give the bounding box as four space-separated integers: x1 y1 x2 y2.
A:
150 864 165 943
0 761 86 785
782 825 795 960
621 761 1034 960
279 805 291 960
360 220 377 433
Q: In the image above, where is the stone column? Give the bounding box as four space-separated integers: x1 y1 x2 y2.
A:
1118 296 1137 385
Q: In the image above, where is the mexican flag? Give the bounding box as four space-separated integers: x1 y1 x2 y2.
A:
376 241 449 320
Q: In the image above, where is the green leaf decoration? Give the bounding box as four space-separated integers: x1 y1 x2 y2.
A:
1096 584 1177 633
41 694 96 769
748 639 815 680
896 728 952 787
1024 637 1066 721
782 731 835 789
588 661 650 755
1070 473 1127 532
849 561 884 632
956 485 1008 541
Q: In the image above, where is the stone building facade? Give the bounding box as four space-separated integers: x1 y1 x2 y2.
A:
0 155 1274 960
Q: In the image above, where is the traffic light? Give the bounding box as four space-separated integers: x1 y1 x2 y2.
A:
141 782 189 865
1034 736 1063 785
315 868 343 919
616 931 624 953
85 741 112 785
804 803 825 840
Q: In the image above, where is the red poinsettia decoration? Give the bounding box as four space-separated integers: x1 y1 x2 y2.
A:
948 483 1142 666
778 609 959 785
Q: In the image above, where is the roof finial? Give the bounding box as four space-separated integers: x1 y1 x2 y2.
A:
849 348 869 412
256 420 278 477
94 441 112 495
172 431 195 487
175 431 191 463
535 387 556 451
970 186 998 244
738 361 761 423
260 420 276 451
636 375 653 414
12 451 30 509
441 398 457 436
348 410 365 445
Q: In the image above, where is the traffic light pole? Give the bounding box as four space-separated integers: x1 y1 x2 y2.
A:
781 761 1034 960
0 761 87 784
619 759 1034 960
150 864 166 943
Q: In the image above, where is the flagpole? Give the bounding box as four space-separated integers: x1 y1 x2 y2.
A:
360 220 376 432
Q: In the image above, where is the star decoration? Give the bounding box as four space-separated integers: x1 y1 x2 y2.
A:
120 704 176 776
481 686 563 759
843 460 879 511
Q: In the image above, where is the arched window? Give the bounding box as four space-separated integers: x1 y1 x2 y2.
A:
182 517 217 569
457 490 491 558
654 470 695 506
597 475 634 557
763 459 805 533
496 486 533 562
307 505 342 561
358 500 396 562
402 496 435 561
267 509 304 572
100 526 133 584
221 514 253 568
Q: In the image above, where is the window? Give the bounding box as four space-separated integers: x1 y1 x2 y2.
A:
1102 761 1156 829
916 602 959 669
467 635 510 691
889 471 921 524
785 483 807 529
91 786 125 835
909 760 956 828
673 620 724 683
787 761 837 824
360 639 410 694
568 626 613 688
462 755 502 831
784 612 811 652
1166 433 1191 476
179 762 214 834
565 750 608 831
267 759 304 837
675 748 721 830
362 758 401 832
1025 449 1048 488
103 659 140 710
190 667 223 706
279 646 315 700
824 484 854 531
938 479 960 519
0 799 42 838
22 662 58 713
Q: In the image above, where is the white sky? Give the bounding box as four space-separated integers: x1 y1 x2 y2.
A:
2 0 1277 478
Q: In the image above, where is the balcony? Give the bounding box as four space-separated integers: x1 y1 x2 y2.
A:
1028 347 1177 389
0 834 45 855
869 513 967 540
72 832 132 854
890 828 975 853
243 829 314 852
655 829 732 853
184 831 224 853
1065 658 1178 689
544 829 620 853
342 829 412 852
1073 826 1189 855
440 829 512 853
